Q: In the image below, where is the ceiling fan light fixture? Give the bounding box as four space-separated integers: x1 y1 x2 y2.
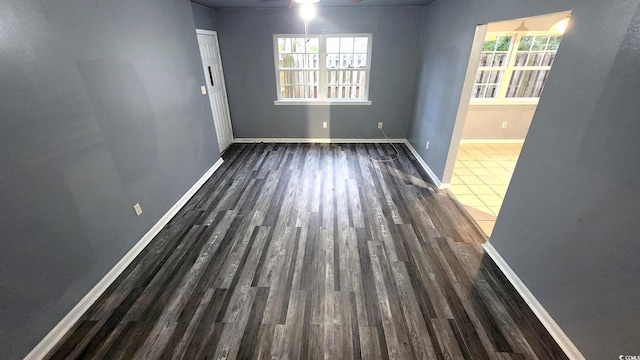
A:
551 16 570 34
514 20 529 32
299 3 316 20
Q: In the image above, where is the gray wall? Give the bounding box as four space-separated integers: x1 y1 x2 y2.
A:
462 105 536 140
408 0 640 358
192 2 217 30
0 0 220 357
215 6 424 139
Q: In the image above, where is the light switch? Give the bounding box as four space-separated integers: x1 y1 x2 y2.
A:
201 85 207 95
134 203 143 216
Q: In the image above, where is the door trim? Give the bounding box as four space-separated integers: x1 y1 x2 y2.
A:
196 29 217 36
441 24 487 185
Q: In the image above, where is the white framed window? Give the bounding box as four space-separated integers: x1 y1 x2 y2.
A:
472 32 563 104
273 33 372 105
474 35 513 99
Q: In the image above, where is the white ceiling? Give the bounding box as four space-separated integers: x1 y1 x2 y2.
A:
192 0 435 8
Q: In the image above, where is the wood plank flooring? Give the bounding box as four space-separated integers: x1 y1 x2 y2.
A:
46 143 567 360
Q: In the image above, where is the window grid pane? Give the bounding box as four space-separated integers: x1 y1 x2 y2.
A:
472 35 512 98
277 37 319 70
279 70 319 99
325 36 369 99
279 54 319 69
279 70 319 86
327 70 367 99
513 36 561 68
507 35 561 98
326 36 369 69
506 70 550 98
276 36 321 99
281 85 320 99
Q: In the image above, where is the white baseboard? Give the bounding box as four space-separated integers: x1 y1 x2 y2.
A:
25 158 224 360
483 242 585 360
403 140 449 189
460 139 525 144
234 138 405 144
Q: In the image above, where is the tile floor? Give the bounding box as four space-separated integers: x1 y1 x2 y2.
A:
449 142 523 237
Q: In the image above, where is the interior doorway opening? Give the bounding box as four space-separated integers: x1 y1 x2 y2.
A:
446 10 571 236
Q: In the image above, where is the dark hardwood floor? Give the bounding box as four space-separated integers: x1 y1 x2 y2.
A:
46 143 567 360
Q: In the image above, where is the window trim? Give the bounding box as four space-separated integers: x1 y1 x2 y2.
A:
470 31 561 105
273 100 372 106
273 33 373 105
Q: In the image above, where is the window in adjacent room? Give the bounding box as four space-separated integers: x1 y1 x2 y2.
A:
472 33 563 103
273 34 372 104
506 35 562 98
473 35 512 99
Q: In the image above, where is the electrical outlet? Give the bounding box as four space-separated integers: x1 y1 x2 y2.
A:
378 122 383 129
426 141 430 149
502 122 507 128
201 86 207 95
322 121 328 129
134 203 143 216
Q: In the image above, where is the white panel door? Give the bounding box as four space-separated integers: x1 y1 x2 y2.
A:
196 31 233 153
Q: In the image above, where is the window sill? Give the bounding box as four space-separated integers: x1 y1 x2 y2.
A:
469 99 539 106
274 100 372 106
